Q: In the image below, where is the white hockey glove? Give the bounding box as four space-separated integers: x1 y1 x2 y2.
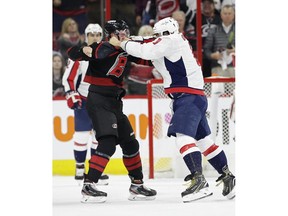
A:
65 90 82 109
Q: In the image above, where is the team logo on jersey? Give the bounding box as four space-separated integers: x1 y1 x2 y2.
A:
107 52 128 78
112 123 117 129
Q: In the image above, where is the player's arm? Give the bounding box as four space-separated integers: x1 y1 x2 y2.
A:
110 36 170 60
67 42 91 61
62 59 82 109
128 36 155 65
62 59 79 92
90 42 118 59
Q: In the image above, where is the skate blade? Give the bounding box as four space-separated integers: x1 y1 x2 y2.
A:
96 179 109 186
182 188 213 203
128 193 156 201
225 187 235 200
81 195 107 203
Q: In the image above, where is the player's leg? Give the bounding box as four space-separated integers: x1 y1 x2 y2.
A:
91 130 109 185
81 95 118 203
81 135 116 203
175 133 213 202
73 105 94 182
118 115 157 201
81 98 110 185
73 131 90 181
167 94 212 202
196 117 235 199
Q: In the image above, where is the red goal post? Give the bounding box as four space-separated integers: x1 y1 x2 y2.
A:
147 77 235 179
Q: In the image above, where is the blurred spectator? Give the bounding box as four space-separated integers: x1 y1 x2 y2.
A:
203 4 235 142
126 63 156 95
172 10 195 48
172 10 186 33
135 0 151 26
213 0 221 12
138 24 154 36
135 0 179 27
57 17 84 64
53 52 66 97
179 0 196 33
190 0 221 77
221 0 235 9
53 0 88 34
203 4 235 77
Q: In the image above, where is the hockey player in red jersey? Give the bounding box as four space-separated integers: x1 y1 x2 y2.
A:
67 20 157 203
62 23 109 185
109 17 235 202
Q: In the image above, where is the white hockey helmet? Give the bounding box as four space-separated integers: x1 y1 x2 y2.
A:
153 17 179 37
84 23 103 43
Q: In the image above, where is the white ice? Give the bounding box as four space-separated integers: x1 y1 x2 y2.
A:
53 175 235 216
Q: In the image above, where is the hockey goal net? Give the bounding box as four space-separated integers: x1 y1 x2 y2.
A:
146 77 235 179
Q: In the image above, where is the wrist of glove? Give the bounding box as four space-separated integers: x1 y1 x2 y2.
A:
65 90 82 109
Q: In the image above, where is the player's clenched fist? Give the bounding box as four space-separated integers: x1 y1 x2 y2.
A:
83 46 93 57
109 36 121 47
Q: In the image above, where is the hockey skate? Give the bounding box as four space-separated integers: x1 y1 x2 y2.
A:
128 179 157 201
75 164 85 182
216 166 235 199
181 172 213 203
81 176 107 203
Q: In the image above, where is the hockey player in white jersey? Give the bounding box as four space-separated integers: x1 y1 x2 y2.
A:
109 17 235 202
62 23 109 185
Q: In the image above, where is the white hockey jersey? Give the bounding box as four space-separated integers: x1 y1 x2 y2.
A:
62 59 89 98
122 33 205 95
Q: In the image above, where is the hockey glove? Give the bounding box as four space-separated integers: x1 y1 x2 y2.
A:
65 91 82 109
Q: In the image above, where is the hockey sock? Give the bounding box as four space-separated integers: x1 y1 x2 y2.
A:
207 151 228 174
86 136 116 183
74 150 87 163
121 139 143 180
176 134 203 175
183 151 203 174
73 131 90 163
197 136 228 174
123 151 143 180
90 140 98 156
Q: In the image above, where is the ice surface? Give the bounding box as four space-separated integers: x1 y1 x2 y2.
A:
53 175 235 216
